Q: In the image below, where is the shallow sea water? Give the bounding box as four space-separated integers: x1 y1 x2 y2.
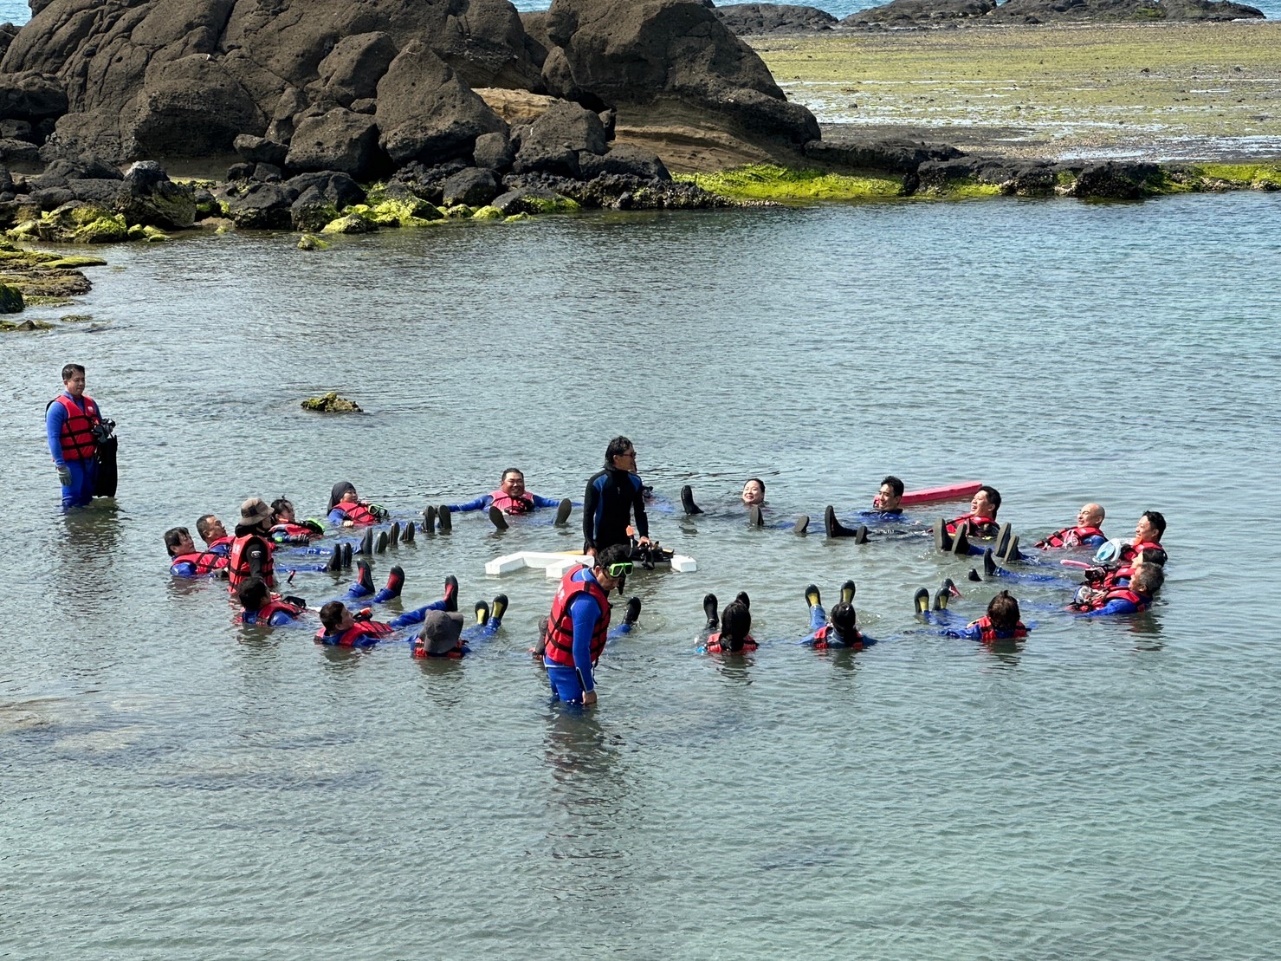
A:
4 194 1281 958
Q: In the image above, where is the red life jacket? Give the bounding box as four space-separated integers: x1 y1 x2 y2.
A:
228 533 275 590
705 631 758 654
489 488 536 514
970 615 1029 642
242 598 304 624
947 513 999 538
413 645 465 659
811 623 863 651
169 550 228 576
207 535 234 553
1121 539 1166 565
54 393 101 462
332 501 380 526
315 619 395 647
543 565 611 668
1093 587 1148 612
1038 525 1106 549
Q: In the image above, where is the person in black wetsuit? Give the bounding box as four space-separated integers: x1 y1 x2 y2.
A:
582 436 650 557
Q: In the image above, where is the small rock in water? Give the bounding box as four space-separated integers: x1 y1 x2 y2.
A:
301 392 362 413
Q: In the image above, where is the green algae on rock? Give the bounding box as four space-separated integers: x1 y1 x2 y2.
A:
0 318 53 332
682 164 904 201
301 392 363 413
0 283 24 313
297 234 330 251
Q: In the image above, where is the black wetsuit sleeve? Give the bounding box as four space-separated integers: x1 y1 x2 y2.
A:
583 475 599 551
632 475 649 539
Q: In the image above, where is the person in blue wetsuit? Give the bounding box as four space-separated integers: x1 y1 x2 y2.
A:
680 478 807 532
802 580 874 650
583 436 650 556
538 544 641 705
46 363 111 509
326 481 389 527
917 589 1030 643
237 559 405 626
822 475 908 540
441 468 572 531
1071 563 1163 616
314 572 461 646
412 595 509 658
165 526 230 578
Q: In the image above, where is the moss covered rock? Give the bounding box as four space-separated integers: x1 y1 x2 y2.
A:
298 234 330 251
44 256 108 269
301 392 362 413
321 213 376 235
472 205 504 221
443 204 474 219
0 318 52 332
0 283 24 313
369 198 443 227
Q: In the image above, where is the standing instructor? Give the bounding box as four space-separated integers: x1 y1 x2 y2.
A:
46 363 108 509
583 435 650 557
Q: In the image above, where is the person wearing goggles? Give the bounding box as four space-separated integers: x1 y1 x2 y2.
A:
539 544 640 706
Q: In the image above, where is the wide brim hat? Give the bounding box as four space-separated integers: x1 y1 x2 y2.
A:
240 496 273 528
419 610 465 655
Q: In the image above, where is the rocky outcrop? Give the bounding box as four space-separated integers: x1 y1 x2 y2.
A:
542 0 820 148
842 0 1262 26
713 4 839 34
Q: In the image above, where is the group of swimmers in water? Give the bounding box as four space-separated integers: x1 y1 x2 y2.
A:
159 433 1170 704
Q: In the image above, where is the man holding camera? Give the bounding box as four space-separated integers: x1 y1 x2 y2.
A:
46 363 115 508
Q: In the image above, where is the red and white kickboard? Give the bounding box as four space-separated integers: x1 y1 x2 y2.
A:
898 481 983 507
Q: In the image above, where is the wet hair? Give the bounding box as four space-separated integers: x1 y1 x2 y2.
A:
1131 564 1164 596
328 481 357 512
594 543 632 571
1141 510 1166 539
61 363 85 382
501 468 524 483
270 496 294 520
743 477 766 495
605 436 633 466
164 526 190 556
978 485 1002 511
1136 547 1167 568
237 577 270 612
720 600 752 651
195 514 220 541
319 601 347 631
987 590 1021 633
881 476 905 497
829 601 858 638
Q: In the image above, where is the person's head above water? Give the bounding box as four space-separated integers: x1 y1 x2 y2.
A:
271 497 295 524
1130 563 1164 597
605 436 636 471
499 469 526 498
591 543 633 592
741 478 766 506
328 481 358 512
829 601 858 639
164 526 194 557
987 590 1021 633
1078 503 1105 528
719 599 752 650
237 576 271 612
1135 510 1166 543
319 600 353 633
239 497 273 532
874 475 905 511
972 485 1001 519
196 514 227 544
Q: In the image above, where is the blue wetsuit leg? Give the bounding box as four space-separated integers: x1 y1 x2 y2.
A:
62 459 96 508
387 600 447 628
546 665 586 703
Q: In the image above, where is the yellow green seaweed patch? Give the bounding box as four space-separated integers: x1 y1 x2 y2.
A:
929 179 1004 200
681 164 903 202
1190 162 1281 186
471 205 504 221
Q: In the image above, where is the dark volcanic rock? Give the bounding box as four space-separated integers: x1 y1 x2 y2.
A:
804 138 962 173
1068 161 1165 199
842 0 995 25
472 130 515 172
579 144 671 181
283 170 366 208
512 99 608 176
222 181 298 230
388 160 470 205
1 0 541 164
286 107 385 178
442 167 500 206
233 134 288 167
0 70 67 122
375 41 508 167
0 137 41 164
853 0 1266 24
543 0 819 147
714 4 839 35
290 185 339 231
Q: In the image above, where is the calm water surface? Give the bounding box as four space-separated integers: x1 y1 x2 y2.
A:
4 193 1281 958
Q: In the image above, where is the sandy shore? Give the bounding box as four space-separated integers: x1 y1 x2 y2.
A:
749 20 1281 161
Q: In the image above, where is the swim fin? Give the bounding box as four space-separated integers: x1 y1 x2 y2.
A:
805 584 821 609
474 600 490 626
680 485 703 515
793 514 810 535
357 528 373 556
489 594 508 624
437 505 452 534
840 579 856 605
443 574 458 612
748 505 764 527
422 505 437 534
913 588 931 615
703 593 719 629
624 596 642 625
389 521 401 545
555 498 572 526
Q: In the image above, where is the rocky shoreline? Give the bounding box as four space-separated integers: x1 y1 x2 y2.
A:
0 0 1278 330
